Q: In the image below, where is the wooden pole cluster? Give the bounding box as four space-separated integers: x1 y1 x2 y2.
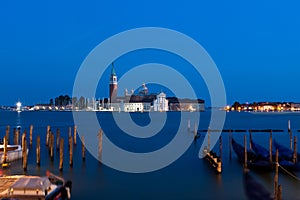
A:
36 135 41 166
56 128 60 151
5 125 10 144
46 125 51 147
29 125 33 147
244 134 247 169
59 138 64 171
82 135 85 161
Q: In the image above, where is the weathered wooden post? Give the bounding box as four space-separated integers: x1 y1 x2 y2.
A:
22 132 26 157
229 129 232 160
5 125 10 144
208 128 211 152
98 129 103 160
50 133 54 161
249 130 252 150
293 136 297 164
29 125 33 146
219 135 222 161
289 131 293 150
269 130 273 164
36 135 41 166
23 137 27 171
74 125 77 146
274 150 279 200
82 135 85 161
288 119 291 132
69 136 73 167
2 136 8 168
46 125 50 147
187 120 190 132
278 185 282 200
59 138 64 171
17 127 20 145
56 128 60 151
13 128 17 145
244 134 248 169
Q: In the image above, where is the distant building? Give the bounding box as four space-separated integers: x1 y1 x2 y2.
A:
153 92 169 111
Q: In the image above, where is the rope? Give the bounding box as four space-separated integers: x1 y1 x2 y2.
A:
277 163 300 181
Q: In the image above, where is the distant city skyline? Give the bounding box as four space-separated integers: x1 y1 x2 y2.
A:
1 1 300 106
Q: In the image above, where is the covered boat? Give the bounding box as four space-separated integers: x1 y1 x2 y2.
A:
0 171 72 200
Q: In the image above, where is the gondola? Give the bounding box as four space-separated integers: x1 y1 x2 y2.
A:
251 139 300 171
232 138 272 170
273 139 300 161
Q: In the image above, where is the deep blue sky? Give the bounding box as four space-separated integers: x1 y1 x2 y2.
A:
1 0 300 106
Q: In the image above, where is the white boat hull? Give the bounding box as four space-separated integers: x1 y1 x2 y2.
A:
0 145 28 164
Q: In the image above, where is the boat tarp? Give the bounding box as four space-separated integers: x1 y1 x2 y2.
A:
11 176 51 191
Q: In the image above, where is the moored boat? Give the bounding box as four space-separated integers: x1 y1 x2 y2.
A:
0 171 72 200
0 144 28 165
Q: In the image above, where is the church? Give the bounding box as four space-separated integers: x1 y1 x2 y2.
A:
106 64 204 112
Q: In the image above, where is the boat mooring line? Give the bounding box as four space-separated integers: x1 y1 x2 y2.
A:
278 163 300 181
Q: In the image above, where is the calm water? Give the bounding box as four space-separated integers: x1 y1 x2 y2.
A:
1 111 300 200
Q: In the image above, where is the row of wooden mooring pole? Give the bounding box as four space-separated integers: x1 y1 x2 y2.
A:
1 125 105 172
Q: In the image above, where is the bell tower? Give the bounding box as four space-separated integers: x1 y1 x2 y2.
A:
109 63 118 103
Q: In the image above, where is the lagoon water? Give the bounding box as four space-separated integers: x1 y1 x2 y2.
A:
1 110 300 199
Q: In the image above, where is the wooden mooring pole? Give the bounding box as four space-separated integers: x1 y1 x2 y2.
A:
188 120 190 132
208 128 211 152
69 136 73 167
274 150 279 200
98 129 103 160
46 125 50 147
2 136 8 168
229 129 232 160
36 135 41 166
74 125 77 146
269 130 273 164
5 125 10 144
293 136 297 164
289 131 293 150
22 139 27 171
219 135 222 161
56 128 60 151
59 138 64 171
249 130 252 150
13 128 17 145
29 125 33 147
50 132 54 161
82 135 85 161
244 134 247 169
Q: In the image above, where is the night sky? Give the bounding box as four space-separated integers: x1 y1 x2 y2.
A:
1 1 300 106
